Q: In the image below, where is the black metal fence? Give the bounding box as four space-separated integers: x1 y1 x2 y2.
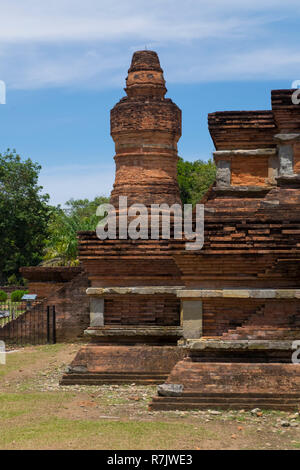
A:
0 301 56 345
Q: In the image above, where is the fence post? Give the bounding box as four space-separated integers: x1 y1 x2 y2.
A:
52 306 56 344
47 306 50 344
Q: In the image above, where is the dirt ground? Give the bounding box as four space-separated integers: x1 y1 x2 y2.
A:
0 343 299 450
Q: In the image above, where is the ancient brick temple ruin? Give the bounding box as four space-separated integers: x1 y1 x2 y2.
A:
23 50 300 410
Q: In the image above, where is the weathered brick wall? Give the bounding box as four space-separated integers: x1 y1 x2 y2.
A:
69 345 186 375
165 361 300 393
202 299 260 336
0 285 22 294
172 196 300 289
208 90 300 151
45 271 90 341
20 267 82 299
202 299 300 339
79 188 300 291
208 111 276 150
231 155 269 186
104 294 180 326
78 232 183 287
272 89 300 131
26 281 65 299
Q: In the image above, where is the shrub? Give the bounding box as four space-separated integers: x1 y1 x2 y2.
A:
0 290 8 302
10 290 29 302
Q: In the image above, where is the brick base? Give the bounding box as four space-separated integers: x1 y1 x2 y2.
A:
60 345 186 385
150 392 300 411
150 360 300 410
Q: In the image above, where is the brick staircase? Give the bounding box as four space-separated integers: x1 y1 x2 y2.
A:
60 371 167 386
221 305 300 340
60 345 186 386
149 361 300 411
150 392 300 411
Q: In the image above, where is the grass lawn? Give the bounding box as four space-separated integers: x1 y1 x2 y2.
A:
0 343 299 450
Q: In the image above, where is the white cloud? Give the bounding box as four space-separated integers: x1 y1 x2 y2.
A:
0 0 299 88
1 1 299 204
167 47 300 83
0 1 297 42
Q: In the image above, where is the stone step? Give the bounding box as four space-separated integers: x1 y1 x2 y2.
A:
63 373 167 379
222 327 297 340
61 378 165 385
150 401 298 411
60 372 167 385
159 392 300 398
236 326 291 331
225 327 290 334
152 396 298 404
150 394 300 411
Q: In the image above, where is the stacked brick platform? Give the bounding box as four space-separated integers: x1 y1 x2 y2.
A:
17 51 300 405
150 361 300 411
60 345 186 385
208 111 276 150
0 285 23 294
150 88 300 411
20 266 82 299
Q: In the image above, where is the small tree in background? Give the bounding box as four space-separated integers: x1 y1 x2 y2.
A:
0 150 50 284
177 157 216 205
43 196 109 266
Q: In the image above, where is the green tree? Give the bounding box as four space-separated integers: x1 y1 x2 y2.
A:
43 196 109 266
64 196 109 219
177 157 216 205
0 149 50 284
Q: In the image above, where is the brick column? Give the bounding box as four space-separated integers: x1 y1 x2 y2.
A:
274 133 300 176
215 160 231 188
181 300 203 339
90 297 104 327
278 144 294 176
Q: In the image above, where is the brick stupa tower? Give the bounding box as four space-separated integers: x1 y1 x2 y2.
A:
110 50 181 207
60 51 186 385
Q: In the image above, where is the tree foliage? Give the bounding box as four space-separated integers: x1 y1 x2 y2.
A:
0 150 50 284
43 196 109 266
177 157 216 205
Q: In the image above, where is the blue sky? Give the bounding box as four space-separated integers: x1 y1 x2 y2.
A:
0 0 300 205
